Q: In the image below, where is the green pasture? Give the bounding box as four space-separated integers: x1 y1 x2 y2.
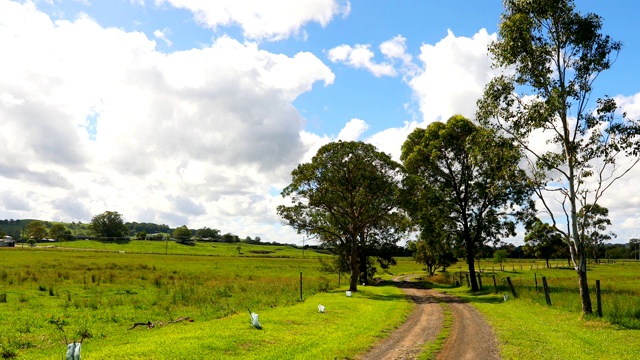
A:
0 247 418 359
28 239 328 258
449 259 640 329
424 259 640 359
5 246 640 359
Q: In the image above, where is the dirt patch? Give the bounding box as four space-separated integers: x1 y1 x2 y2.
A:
359 277 499 360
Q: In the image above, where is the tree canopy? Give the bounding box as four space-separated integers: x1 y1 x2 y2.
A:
401 115 531 291
89 211 128 239
196 227 221 241
48 224 69 241
477 0 640 314
578 204 615 261
524 218 565 268
173 226 193 244
26 220 48 241
277 141 408 291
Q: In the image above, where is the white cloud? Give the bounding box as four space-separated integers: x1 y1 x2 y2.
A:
156 0 351 41
153 28 173 46
367 121 419 161
615 93 640 118
328 44 397 77
337 118 368 141
0 1 334 243
380 35 412 66
409 29 496 123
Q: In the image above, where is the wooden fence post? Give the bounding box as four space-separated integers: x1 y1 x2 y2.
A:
465 273 470 287
534 273 538 293
542 276 551 306
506 277 517 298
477 273 483 289
300 272 303 301
596 280 603 317
492 275 497 294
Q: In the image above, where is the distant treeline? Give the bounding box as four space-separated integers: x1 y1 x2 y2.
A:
125 222 171 235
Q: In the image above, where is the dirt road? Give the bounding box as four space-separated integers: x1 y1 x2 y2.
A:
358 277 500 360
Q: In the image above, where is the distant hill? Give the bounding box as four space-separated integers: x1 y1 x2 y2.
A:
0 219 36 238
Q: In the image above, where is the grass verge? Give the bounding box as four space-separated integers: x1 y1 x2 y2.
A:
437 285 640 360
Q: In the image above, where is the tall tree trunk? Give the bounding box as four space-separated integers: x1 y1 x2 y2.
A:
359 250 368 285
349 237 359 292
566 132 593 315
466 238 478 291
577 245 593 314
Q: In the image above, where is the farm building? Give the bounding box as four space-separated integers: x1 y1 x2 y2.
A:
0 236 15 247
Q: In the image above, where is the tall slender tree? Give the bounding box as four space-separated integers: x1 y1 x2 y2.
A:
477 0 640 314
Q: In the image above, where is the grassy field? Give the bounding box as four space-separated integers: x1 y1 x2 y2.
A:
27 239 327 258
4 245 640 359
0 246 419 359
425 259 640 359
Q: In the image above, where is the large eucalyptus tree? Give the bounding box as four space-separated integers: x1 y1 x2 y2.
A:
402 115 531 291
277 141 408 291
477 0 640 313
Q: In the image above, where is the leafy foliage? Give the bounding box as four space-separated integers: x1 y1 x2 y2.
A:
173 226 193 245
88 211 129 239
195 227 221 241
578 204 615 261
278 141 408 291
524 219 565 268
401 115 532 290
48 224 69 241
25 221 47 241
407 236 457 276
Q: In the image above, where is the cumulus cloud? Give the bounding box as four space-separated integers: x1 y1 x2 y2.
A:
615 93 640 118
380 35 414 69
409 29 496 123
328 44 397 77
156 0 351 41
336 118 369 141
367 121 419 161
0 1 334 243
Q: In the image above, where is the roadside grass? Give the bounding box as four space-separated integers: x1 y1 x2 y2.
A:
0 248 414 358
425 259 640 360
454 289 640 360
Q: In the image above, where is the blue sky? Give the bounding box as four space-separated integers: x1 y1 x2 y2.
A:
1 0 640 245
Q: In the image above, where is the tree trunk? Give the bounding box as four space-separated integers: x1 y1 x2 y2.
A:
349 237 359 292
546 258 550 268
359 251 368 285
466 239 478 291
577 251 593 314
349 261 359 291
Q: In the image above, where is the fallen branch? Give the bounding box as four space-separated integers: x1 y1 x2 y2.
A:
129 316 193 330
